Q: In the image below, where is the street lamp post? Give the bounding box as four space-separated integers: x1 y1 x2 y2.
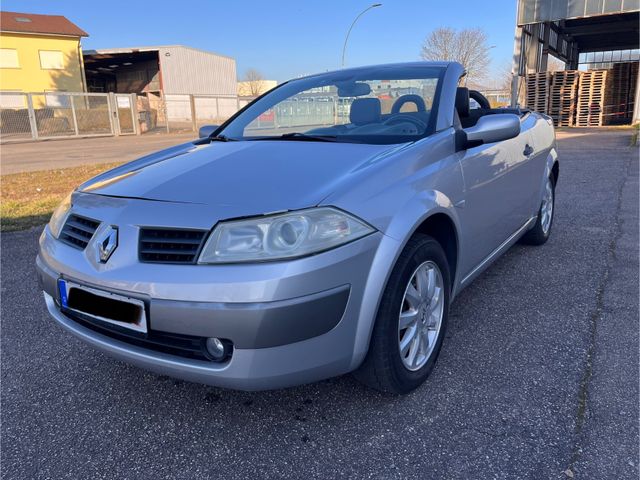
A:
341 3 382 68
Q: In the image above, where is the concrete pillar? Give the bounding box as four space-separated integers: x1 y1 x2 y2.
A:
511 25 524 107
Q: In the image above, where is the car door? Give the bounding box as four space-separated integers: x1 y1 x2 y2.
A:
501 113 548 223
456 130 529 278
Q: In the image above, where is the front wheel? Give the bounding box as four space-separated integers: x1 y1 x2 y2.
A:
520 174 555 245
354 234 450 395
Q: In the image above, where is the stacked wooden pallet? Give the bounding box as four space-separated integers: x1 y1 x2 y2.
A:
576 70 608 127
631 62 639 123
525 72 552 113
549 71 580 127
604 62 639 125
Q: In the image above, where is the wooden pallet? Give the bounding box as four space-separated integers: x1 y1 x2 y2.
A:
603 62 639 125
576 70 608 127
525 72 552 114
549 71 580 127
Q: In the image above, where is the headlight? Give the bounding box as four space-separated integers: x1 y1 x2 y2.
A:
48 193 72 238
198 207 374 264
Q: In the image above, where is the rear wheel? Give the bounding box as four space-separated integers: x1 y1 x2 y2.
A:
520 174 555 245
354 234 450 395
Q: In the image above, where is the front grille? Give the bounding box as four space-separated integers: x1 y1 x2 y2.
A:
60 214 100 249
139 228 207 264
61 308 211 361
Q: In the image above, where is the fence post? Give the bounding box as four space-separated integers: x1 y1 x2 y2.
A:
26 93 38 140
189 94 197 132
131 93 140 135
70 94 79 137
161 92 170 133
105 93 116 136
108 93 121 135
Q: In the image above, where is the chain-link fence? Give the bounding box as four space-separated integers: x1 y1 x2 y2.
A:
1 92 258 142
0 92 138 143
0 92 32 142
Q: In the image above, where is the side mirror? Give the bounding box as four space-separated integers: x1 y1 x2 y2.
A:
199 124 219 138
462 114 520 148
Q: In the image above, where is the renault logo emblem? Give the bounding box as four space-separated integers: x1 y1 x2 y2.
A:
98 226 118 263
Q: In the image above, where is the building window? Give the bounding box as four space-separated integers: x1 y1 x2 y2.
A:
0 49 20 68
39 50 64 70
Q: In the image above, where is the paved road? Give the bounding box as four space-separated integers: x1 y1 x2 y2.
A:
1 130 638 479
1 133 195 175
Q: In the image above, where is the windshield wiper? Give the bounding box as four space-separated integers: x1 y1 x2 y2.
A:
251 132 339 142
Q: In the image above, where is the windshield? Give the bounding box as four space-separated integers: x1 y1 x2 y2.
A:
218 65 445 145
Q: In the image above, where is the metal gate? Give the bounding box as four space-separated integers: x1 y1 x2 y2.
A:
113 94 136 135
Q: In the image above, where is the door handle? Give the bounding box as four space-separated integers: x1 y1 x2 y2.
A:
523 144 534 156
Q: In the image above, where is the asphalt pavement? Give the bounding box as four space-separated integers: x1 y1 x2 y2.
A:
1 129 638 479
1 133 195 175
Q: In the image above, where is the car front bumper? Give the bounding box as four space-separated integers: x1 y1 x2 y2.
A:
37 225 387 390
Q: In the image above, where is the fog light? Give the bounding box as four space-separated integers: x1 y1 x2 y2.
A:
205 337 229 361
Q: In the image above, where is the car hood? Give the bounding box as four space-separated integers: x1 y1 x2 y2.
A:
79 140 400 214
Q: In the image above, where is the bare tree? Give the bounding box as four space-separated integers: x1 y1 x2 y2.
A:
420 27 492 84
242 68 267 96
494 59 515 92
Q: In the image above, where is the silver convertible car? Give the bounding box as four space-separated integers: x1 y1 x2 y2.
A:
37 62 558 394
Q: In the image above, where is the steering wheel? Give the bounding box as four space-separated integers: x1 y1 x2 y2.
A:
382 114 428 130
391 94 426 114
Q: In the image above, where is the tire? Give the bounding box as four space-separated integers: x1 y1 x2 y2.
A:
520 173 555 246
354 234 450 395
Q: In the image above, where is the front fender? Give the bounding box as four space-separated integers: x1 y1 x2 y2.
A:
348 190 462 370
383 189 462 243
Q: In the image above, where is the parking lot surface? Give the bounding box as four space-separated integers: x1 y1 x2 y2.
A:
1 133 194 175
1 129 638 479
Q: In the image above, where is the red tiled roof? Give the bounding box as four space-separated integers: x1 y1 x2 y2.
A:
0 11 88 37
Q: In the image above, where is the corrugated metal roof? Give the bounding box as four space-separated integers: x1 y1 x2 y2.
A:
518 0 640 25
0 10 88 37
86 45 234 60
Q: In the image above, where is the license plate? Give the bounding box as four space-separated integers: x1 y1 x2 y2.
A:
58 279 147 334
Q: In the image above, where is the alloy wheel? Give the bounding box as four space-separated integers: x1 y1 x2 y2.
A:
541 176 554 235
398 260 445 371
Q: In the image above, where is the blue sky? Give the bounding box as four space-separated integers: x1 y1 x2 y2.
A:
2 0 517 82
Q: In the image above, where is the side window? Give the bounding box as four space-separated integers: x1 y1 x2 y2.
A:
0 49 19 68
39 50 64 70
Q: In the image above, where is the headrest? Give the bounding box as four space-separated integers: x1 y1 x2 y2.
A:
391 94 426 114
350 98 381 126
455 87 470 118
